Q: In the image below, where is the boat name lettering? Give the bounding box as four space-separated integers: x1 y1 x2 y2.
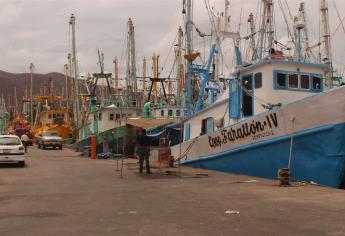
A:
208 113 278 148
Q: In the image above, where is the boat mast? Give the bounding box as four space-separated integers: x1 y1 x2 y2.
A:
248 13 257 61
69 14 81 131
29 63 34 123
126 18 137 95
113 58 119 94
142 57 146 97
258 1 267 59
175 26 183 106
320 0 332 88
152 54 157 103
223 0 230 32
266 0 274 51
64 64 69 109
185 0 193 117
14 86 18 117
299 2 310 62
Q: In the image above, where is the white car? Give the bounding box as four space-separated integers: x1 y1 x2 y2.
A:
0 135 26 167
37 131 63 150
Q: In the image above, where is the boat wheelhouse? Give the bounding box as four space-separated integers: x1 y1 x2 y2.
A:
182 58 329 141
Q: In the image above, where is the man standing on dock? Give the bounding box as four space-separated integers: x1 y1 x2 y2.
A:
20 132 29 153
136 129 151 174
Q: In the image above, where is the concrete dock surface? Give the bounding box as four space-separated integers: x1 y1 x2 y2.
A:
0 147 344 236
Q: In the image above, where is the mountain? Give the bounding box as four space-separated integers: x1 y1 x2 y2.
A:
0 70 67 115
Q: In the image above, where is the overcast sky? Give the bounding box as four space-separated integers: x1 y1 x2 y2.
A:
0 0 345 77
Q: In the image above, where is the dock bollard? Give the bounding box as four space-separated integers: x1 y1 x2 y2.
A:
278 168 291 186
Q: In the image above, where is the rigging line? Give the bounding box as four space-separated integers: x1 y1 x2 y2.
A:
333 0 345 35
277 0 294 43
118 24 129 79
204 0 226 68
205 0 271 107
167 58 177 79
160 31 179 75
284 0 294 22
254 0 262 52
331 16 345 37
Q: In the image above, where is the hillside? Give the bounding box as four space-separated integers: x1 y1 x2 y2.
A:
0 70 67 114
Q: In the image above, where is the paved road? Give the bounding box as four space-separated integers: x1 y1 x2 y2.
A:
0 146 345 236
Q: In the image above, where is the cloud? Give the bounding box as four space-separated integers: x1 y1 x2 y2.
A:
0 3 23 25
0 0 344 76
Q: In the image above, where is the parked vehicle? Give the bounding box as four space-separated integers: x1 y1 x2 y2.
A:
15 128 33 146
37 131 63 150
0 135 26 167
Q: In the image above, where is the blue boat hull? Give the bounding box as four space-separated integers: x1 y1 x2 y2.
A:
184 122 345 188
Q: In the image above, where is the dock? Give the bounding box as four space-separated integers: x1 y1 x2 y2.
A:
0 147 344 236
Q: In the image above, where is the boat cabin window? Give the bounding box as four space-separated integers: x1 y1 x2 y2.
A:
98 113 102 121
254 73 262 89
161 110 164 117
312 76 322 91
277 73 287 88
288 74 298 89
109 113 114 121
201 117 214 135
176 110 180 116
300 74 310 89
116 114 121 120
48 114 52 119
168 110 173 117
184 124 191 141
275 70 323 92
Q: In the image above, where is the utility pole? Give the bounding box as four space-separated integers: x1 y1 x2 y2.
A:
29 63 34 123
69 14 81 131
320 0 333 88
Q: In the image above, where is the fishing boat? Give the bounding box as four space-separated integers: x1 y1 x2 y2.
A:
75 18 145 154
168 0 345 188
33 95 75 141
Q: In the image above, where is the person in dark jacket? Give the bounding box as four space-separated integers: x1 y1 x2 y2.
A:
136 129 151 174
